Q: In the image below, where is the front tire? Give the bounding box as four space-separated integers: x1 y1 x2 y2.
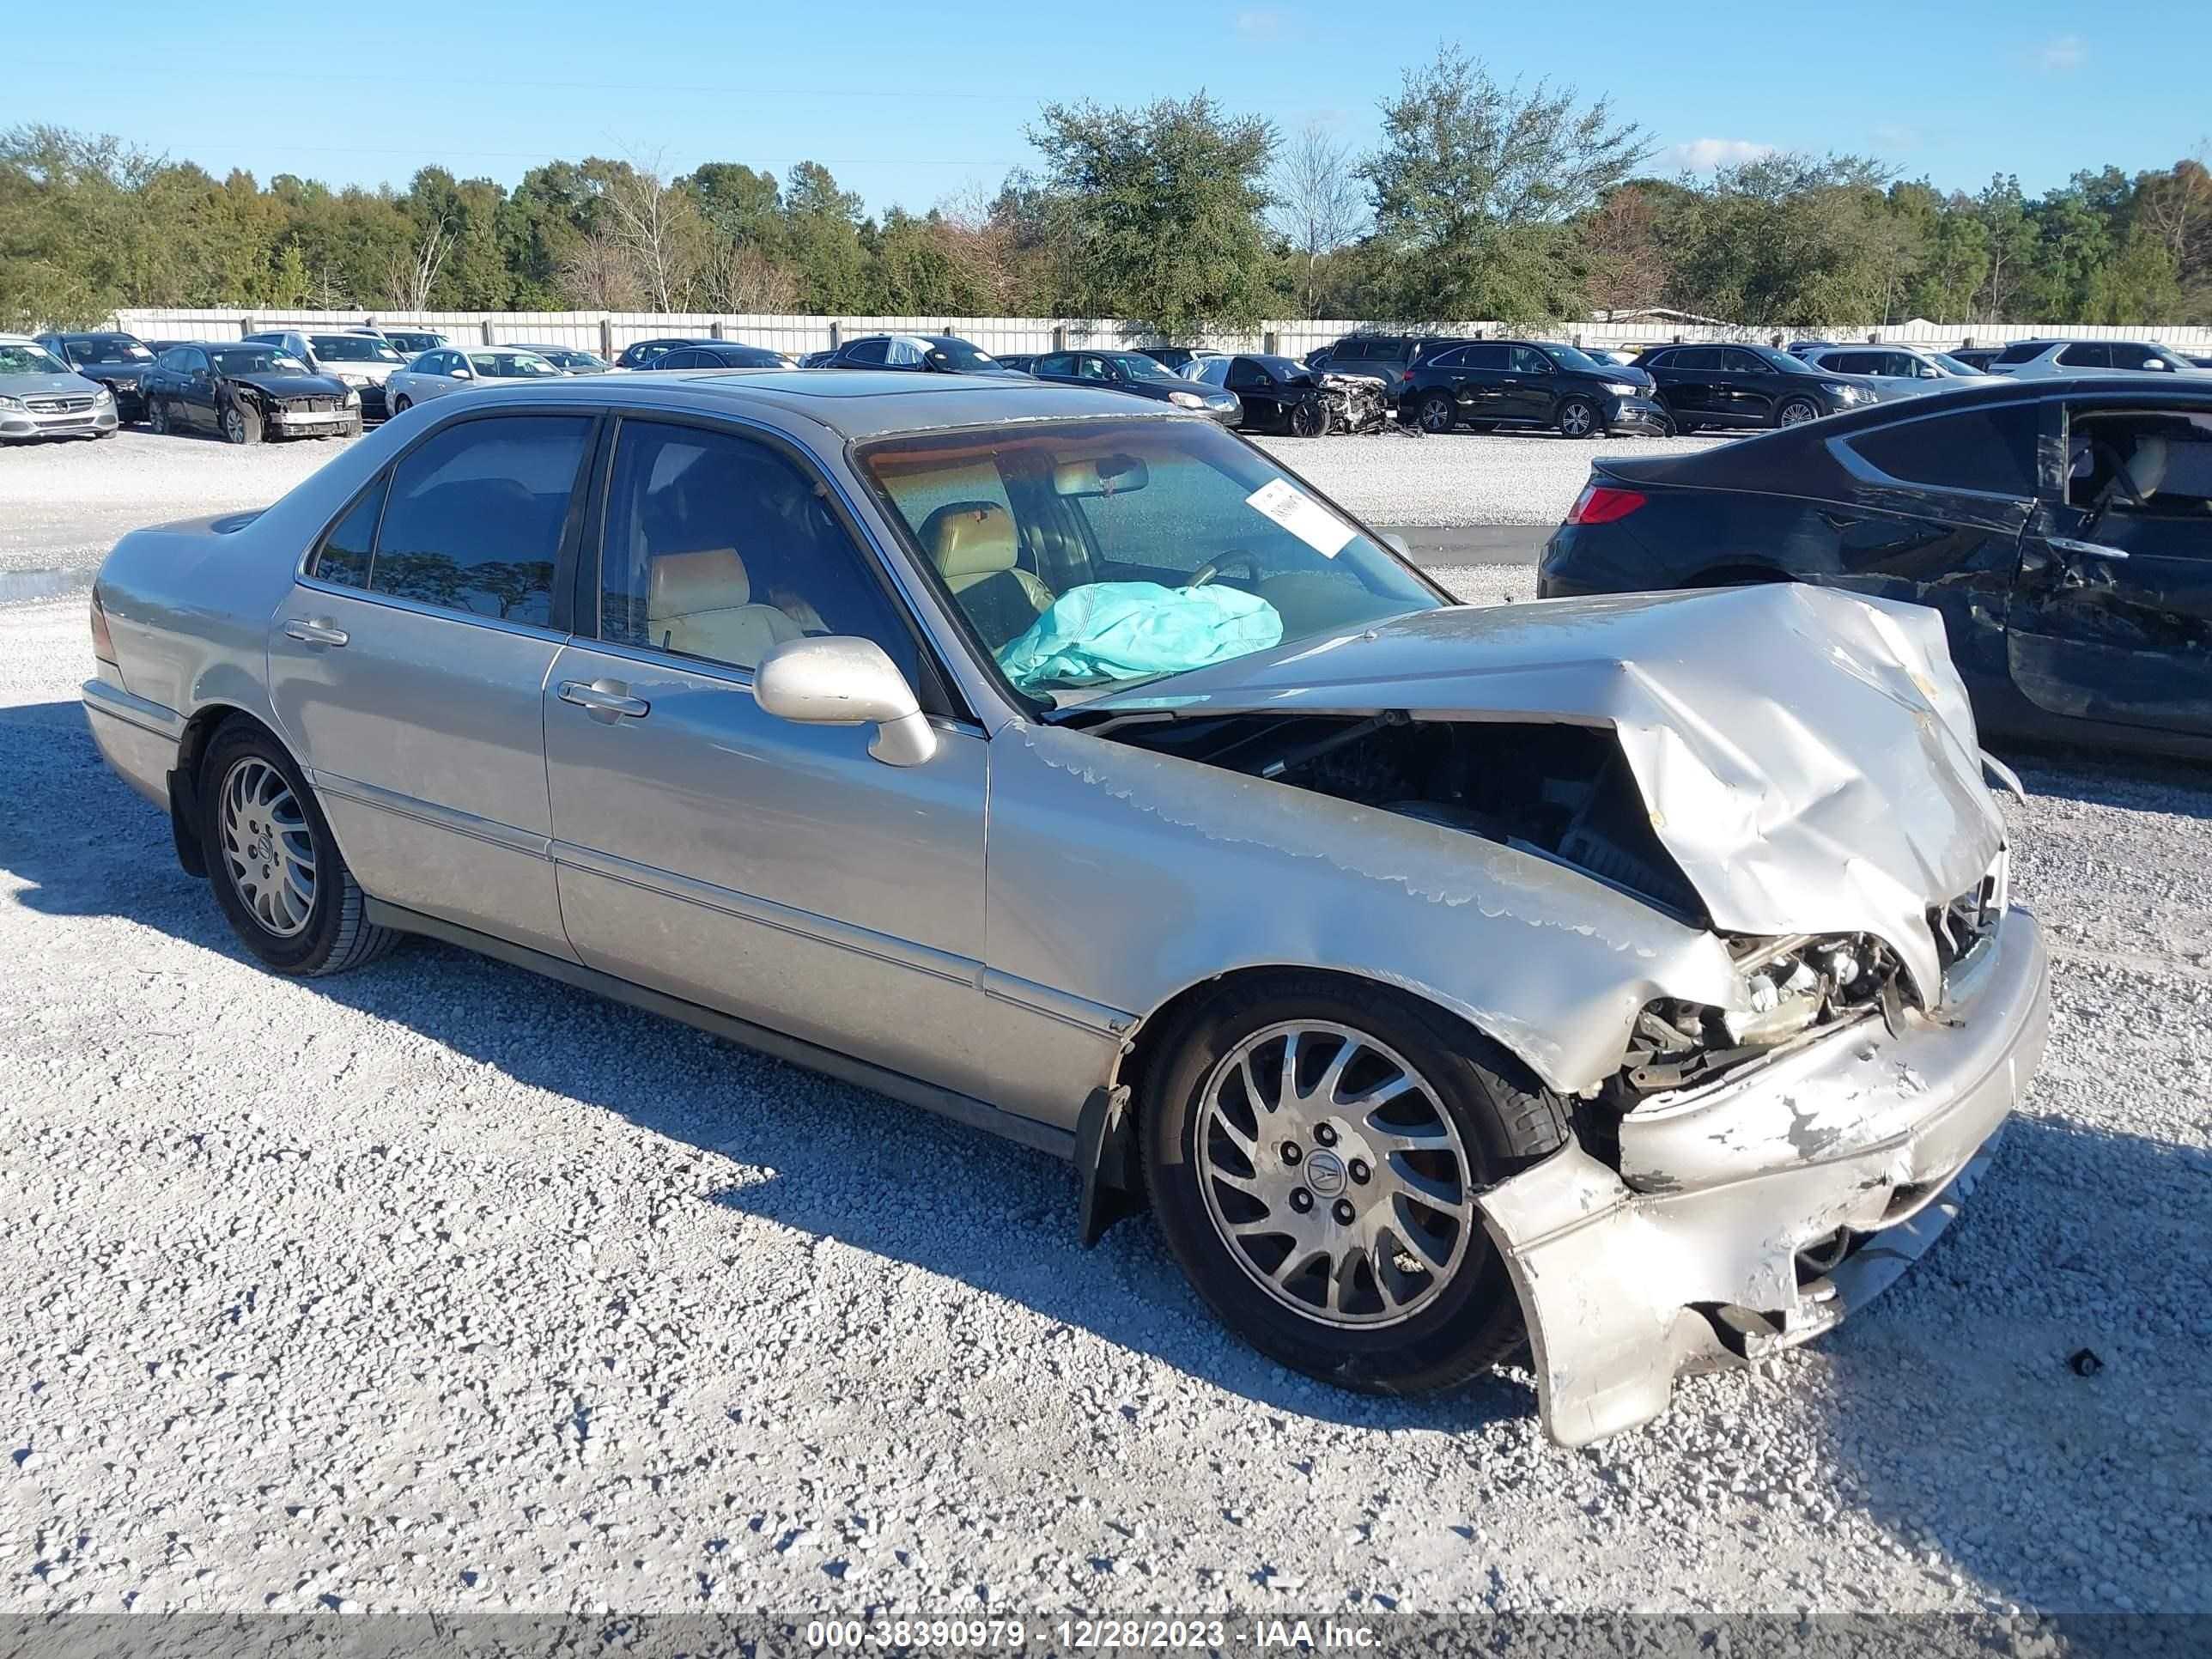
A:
391 394 412 415
198 723 397 977
1142 975 1569 1395
1556 397 1599 439
1775 396 1820 428
222 404 263 446
149 400 171 436
1288 398 1331 439
1414 391 1457 434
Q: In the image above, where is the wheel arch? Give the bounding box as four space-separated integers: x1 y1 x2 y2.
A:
168 702 299 878
1678 562 1796 590
1079 962 1560 1246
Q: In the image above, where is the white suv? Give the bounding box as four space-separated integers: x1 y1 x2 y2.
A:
1987 339 2204 379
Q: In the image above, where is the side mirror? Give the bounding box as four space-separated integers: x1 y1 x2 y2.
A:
754 635 936 766
451 366 474 380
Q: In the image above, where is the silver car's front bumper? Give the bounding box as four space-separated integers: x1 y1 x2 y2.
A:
1478 905 2050 1447
2 403 118 439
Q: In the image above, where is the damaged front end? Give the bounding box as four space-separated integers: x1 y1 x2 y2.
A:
1071 584 2050 1444
1314 372 1396 434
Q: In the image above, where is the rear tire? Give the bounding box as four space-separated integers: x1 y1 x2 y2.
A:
1141 974 1569 1395
198 722 398 977
1414 391 1457 434
222 404 262 446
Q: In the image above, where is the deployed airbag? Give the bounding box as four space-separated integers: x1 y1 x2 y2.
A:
998 581 1283 691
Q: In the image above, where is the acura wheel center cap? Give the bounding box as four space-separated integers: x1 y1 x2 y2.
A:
1304 1148 1348 1199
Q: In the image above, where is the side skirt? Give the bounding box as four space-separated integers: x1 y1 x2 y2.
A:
362 898 1078 1164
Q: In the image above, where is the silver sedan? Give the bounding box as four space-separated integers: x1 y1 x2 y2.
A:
82 372 2048 1446
385 345 563 414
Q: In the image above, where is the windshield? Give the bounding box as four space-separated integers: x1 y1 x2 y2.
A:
212 348 308 375
1929 352 1984 376
1105 353 1187 386
924 337 1000 371
1546 343 1615 374
468 351 561 378
70 337 153 364
1752 346 1820 375
542 349 605 369
0 343 70 375
309 334 404 364
860 416 1439 702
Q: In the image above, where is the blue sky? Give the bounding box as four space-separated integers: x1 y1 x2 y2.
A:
15 1 2208 214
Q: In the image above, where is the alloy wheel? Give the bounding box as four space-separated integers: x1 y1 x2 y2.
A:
1195 1020 1474 1328
1778 398 1819 426
1419 394 1455 433
218 757 317 938
223 409 246 444
1559 400 1595 437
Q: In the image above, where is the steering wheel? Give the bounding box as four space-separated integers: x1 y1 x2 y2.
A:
1188 550 1261 589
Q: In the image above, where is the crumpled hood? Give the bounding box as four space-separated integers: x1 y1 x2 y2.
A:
1082 583 2006 1001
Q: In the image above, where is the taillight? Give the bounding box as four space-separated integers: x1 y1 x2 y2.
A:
1401 368 1415 381
89 586 117 665
1565 483 1647 526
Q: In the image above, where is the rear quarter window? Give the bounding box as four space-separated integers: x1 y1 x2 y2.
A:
1844 404 2039 498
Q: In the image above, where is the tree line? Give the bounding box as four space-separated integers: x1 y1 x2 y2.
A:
5 46 2209 337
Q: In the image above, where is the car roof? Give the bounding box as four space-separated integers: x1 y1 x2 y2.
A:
441 369 1192 441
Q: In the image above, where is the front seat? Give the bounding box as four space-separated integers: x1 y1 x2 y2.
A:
920 501 1055 648
646 548 801 669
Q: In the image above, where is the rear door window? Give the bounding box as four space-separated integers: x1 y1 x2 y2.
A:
842 339 889 366
1844 403 2039 498
366 414 592 625
2057 343 2110 368
1463 344 1510 371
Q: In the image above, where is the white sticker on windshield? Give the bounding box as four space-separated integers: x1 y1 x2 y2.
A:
1245 477 1356 557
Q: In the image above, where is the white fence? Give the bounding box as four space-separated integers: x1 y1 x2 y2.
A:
112 307 2212 358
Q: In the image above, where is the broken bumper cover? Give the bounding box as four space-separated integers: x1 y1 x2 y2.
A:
1477 904 2049 1447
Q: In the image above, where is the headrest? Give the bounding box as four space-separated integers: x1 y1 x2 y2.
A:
922 501 1018 580
648 548 750 617
2123 435 2168 500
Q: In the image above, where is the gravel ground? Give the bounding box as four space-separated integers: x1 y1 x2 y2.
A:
0 424 1723 594
3 562 2206 1621
1255 430 1730 526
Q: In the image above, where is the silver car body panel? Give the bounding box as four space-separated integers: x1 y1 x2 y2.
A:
81 373 2047 1445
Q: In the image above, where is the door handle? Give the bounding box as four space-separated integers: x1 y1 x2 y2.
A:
2048 538 2130 562
283 617 349 647
559 678 650 720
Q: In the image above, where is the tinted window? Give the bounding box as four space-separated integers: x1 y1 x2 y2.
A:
368 415 591 625
1510 346 1552 374
1995 342 2050 365
1425 346 1469 368
842 339 888 366
598 420 916 678
1846 404 2038 498
313 477 389 589
1194 358 1231 387
1463 344 1510 371
1669 347 1723 371
1036 354 1073 376
2057 343 2109 368
2106 343 2169 372
1723 349 1769 374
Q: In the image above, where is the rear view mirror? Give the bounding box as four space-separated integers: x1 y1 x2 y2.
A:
754 635 936 766
1052 454 1151 496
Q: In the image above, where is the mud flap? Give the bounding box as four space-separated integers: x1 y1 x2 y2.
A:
1075 1085 1140 1247
1475 1143 1725 1448
167 766 206 878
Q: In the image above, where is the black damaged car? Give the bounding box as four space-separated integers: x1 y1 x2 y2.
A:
1397 339 1669 438
1538 374 2212 759
34 331 159 422
142 342 361 445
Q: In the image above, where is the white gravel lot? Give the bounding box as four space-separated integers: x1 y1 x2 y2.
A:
1255 430 1731 526
3 551 2206 1623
